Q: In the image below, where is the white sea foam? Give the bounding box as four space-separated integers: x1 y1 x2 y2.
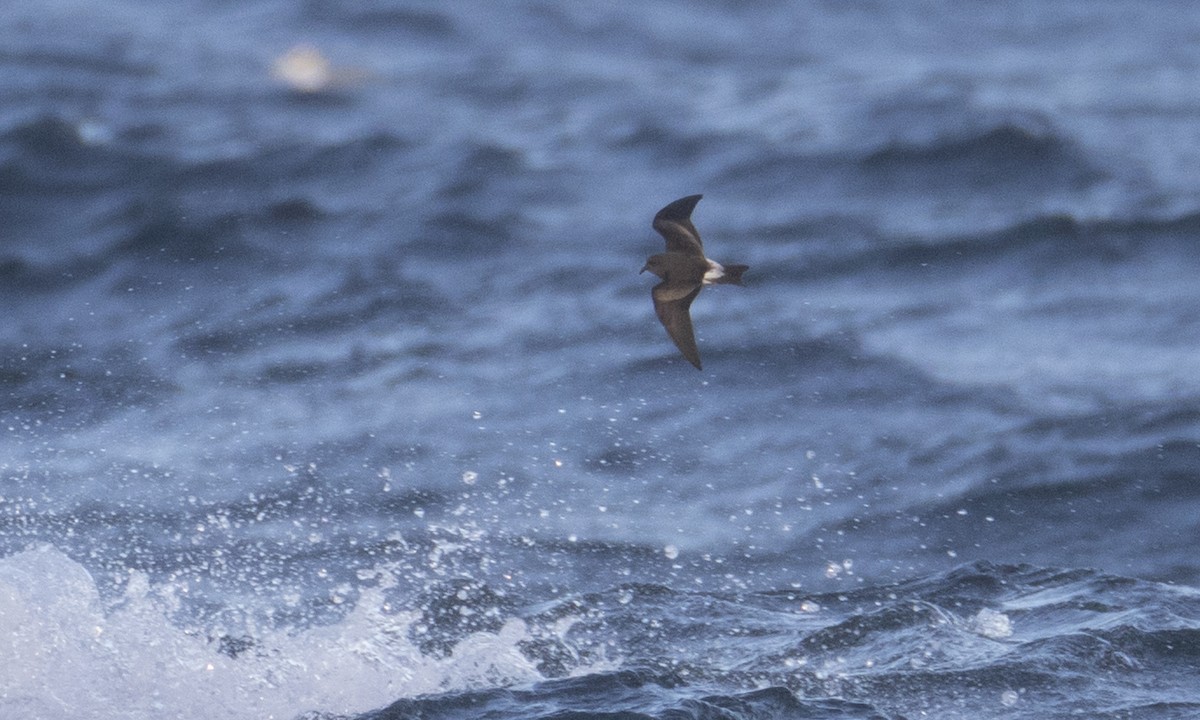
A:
0 545 545 720
970 607 1013 639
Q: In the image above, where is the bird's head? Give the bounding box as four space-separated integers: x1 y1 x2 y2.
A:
640 254 668 279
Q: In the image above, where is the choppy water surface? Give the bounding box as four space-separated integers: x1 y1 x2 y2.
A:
3 1 1200 718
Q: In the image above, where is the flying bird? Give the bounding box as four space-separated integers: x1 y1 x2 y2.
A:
641 194 748 370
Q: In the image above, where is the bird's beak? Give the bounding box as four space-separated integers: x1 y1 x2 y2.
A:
639 263 649 274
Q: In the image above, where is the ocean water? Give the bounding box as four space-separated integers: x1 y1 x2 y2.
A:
3 1 1200 718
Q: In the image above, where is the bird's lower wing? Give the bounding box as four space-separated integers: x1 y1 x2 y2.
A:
653 284 703 369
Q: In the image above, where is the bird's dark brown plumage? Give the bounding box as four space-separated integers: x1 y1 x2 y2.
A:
641 194 748 370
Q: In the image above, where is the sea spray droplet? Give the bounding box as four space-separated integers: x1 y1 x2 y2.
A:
664 545 679 560
462 471 478 485
824 559 853 579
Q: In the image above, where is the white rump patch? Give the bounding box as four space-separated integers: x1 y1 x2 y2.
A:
702 260 726 284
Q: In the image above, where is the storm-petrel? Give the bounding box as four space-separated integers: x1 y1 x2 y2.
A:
641 194 748 370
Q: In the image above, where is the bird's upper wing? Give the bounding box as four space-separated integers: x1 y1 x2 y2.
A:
652 282 703 369
652 194 704 257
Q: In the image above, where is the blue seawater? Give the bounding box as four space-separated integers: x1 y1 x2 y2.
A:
2 1 1200 718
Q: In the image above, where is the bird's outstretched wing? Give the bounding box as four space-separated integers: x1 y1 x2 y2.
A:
652 194 704 257
652 282 703 369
